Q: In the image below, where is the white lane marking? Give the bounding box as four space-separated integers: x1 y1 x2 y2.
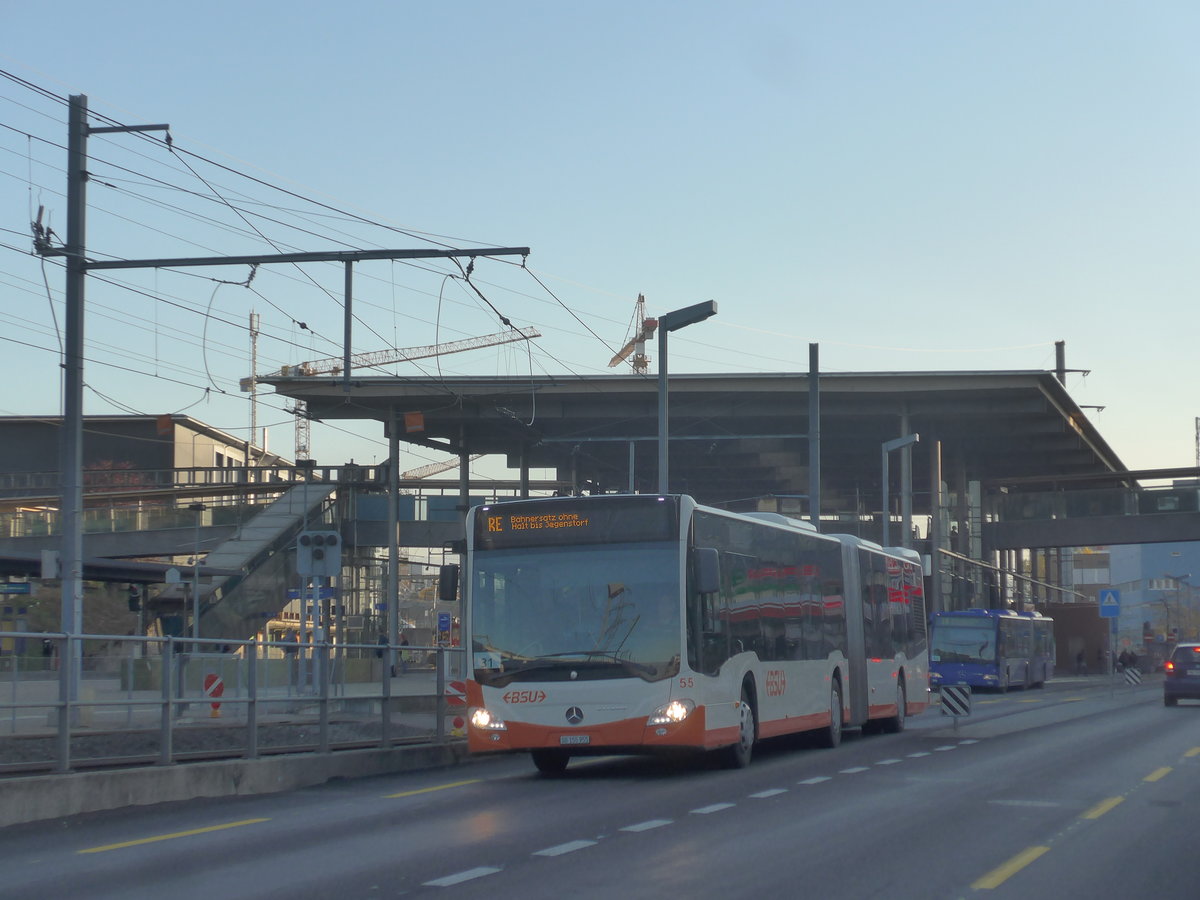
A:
621 819 673 832
534 840 597 857
749 788 787 798
691 803 736 814
840 766 870 774
875 758 903 765
799 776 832 785
907 751 931 758
424 866 502 887
933 745 957 752
959 739 979 745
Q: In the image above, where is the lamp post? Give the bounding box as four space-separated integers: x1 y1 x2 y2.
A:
881 434 919 547
657 300 718 493
188 503 206 643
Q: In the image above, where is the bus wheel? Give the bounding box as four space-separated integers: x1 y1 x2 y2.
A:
883 680 906 733
819 681 843 748
721 688 756 769
531 749 570 775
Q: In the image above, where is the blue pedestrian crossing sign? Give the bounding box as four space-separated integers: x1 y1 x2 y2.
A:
1099 589 1121 618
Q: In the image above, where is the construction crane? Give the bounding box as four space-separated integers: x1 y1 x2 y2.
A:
241 326 541 460
608 294 657 375
254 326 542 379
402 455 483 479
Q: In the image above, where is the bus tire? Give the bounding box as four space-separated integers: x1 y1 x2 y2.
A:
882 679 906 733
819 680 843 749
720 686 756 769
531 749 570 775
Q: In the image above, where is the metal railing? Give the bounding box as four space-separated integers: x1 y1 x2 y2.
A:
0 631 465 775
938 547 1086 612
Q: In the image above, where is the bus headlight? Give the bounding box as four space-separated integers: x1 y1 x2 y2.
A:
469 706 507 731
647 699 695 726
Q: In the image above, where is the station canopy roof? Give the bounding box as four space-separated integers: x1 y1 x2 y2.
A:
261 369 1130 512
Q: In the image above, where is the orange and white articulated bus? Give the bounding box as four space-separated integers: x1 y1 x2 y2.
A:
439 493 929 774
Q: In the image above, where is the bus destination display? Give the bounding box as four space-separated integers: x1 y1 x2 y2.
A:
474 497 678 549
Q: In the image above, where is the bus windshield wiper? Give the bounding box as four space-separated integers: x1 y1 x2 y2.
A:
541 650 654 674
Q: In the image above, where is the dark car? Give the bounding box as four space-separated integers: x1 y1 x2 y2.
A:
1163 643 1200 706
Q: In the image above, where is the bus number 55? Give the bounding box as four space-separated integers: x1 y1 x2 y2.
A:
678 677 694 689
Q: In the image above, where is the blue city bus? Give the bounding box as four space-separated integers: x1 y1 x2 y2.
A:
929 609 1054 691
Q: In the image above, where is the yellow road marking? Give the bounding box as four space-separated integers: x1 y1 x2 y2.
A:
971 845 1050 890
1144 767 1172 782
1186 747 1200 758
385 778 480 798
1082 797 1123 819
79 818 269 854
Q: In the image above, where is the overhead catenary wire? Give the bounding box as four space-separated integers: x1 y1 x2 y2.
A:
3 68 1073 478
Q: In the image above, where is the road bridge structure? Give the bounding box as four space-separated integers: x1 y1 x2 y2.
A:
262 366 1200 612
4 369 1199 627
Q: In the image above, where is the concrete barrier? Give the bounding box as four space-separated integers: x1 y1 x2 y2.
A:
0 740 469 828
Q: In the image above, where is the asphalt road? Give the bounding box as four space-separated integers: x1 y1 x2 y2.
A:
0 676 1192 899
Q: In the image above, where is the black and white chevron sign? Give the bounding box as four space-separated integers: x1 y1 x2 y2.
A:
940 684 972 716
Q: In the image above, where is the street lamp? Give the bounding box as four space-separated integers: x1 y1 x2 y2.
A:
189 502 206 643
881 433 919 546
657 300 718 493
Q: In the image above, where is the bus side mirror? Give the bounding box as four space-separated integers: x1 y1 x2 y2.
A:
693 547 720 595
438 564 460 602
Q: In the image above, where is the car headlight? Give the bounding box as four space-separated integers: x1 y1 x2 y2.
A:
469 706 507 731
647 698 695 726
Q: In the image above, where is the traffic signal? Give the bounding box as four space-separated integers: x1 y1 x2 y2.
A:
297 530 342 577
127 584 141 612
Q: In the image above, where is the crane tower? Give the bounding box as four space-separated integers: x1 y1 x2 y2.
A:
608 294 658 375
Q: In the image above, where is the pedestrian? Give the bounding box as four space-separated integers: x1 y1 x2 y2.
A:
399 632 410 675
1117 649 1130 671
1075 650 1086 675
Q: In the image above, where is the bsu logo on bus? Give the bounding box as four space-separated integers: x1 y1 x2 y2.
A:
765 670 787 696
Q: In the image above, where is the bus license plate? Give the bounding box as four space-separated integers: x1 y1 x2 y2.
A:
560 735 590 745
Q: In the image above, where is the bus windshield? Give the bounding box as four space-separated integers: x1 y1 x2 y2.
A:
931 621 996 665
470 542 681 686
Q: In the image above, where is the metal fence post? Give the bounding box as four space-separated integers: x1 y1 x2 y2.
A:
160 638 174 765
246 640 258 759
435 646 446 743
55 633 71 773
317 639 330 753
380 639 392 747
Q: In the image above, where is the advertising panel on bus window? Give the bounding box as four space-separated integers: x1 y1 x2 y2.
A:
473 496 679 550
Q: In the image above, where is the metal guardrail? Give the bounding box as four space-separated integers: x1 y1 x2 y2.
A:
0 631 465 774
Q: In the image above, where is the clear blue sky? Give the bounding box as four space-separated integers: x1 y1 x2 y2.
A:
1 2 1197 474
